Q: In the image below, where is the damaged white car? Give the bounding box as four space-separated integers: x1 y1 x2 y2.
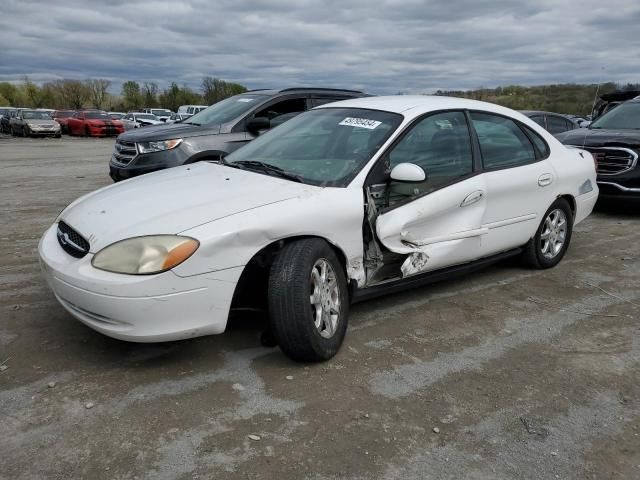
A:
39 96 598 361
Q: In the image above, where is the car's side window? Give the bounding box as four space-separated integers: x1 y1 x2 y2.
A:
254 98 307 124
386 111 474 196
470 112 536 170
530 115 545 128
546 115 569 134
520 124 550 159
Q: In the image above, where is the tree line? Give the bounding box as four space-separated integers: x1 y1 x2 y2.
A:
0 76 248 112
434 82 640 116
2 77 638 115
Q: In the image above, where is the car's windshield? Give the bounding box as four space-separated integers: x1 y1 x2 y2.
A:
55 111 74 118
85 112 110 119
225 107 403 187
136 114 159 120
22 110 51 119
151 109 171 116
109 113 124 119
185 94 268 125
590 101 640 130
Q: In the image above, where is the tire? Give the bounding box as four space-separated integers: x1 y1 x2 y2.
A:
84 126 90 137
22 126 29 137
268 239 349 362
523 198 573 269
10 126 16 136
55 133 61 138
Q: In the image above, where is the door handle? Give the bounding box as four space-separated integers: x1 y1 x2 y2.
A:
460 190 484 207
538 173 553 187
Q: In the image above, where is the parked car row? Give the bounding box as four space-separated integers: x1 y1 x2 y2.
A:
0 105 199 138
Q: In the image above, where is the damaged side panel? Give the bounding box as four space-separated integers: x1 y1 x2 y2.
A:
371 175 488 279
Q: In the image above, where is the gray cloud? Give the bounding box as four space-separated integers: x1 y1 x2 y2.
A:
0 0 638 95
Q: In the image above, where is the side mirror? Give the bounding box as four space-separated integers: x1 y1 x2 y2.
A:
246 116 270 134
390 163 426 183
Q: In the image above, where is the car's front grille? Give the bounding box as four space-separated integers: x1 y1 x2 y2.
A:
57 221 90 258
112 139 137 165
581 146 638 176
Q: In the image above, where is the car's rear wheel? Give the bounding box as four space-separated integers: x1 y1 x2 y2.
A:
84 126 90 137
523 198 573 269
268 239 349 362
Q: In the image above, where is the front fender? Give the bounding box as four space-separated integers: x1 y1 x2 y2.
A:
172 187 367 285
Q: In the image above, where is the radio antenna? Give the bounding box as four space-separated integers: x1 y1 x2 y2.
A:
583 67 606 150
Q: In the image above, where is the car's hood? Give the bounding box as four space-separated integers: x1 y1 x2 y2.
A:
118 122 221 142
557 128 640 147
26 119 57 126
58 162 317 252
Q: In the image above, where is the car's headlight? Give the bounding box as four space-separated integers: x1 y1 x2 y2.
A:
92 235 199 275
137 139 183 154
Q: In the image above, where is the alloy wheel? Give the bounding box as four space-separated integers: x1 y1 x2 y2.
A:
309 258 341 339
540 208 567 259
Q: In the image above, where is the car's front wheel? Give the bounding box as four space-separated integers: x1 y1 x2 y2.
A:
523 198 573 269
268 239 349 362
22 125 29 137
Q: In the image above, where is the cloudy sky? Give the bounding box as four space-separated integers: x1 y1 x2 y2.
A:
1 0 638 95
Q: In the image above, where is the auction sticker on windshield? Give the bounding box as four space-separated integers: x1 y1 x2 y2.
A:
339 117 382 129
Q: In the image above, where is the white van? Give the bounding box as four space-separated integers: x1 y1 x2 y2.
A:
177 105 208 115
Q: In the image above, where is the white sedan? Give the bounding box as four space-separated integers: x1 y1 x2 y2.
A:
39 96 598 361
120 113 164 130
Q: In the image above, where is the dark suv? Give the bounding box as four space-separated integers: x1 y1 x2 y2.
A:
109 87 366 181
557 97 640 199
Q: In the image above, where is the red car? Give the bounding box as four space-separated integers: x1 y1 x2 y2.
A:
67 110 125 137
52 110 76 134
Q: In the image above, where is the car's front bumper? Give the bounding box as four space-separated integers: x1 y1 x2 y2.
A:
87 125 124 137
109 145 189 181
39 224 242 342
597 180 640 198
28 127 60 136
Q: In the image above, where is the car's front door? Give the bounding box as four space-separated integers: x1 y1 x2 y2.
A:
468 112 557 256
372 111 487 276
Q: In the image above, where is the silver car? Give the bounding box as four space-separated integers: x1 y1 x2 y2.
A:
121 113 164 130
10 109 61 137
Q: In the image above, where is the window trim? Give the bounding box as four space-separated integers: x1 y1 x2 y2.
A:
232 94 309 134
364 108 481 196
467 109 549 172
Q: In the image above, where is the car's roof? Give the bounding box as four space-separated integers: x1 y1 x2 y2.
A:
520 110 573 118
246 87 366 97
317 95 522 118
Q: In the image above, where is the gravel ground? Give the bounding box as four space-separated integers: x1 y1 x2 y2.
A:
0 134 639 479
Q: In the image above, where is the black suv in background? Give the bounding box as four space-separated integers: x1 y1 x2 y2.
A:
557 97 640 199
109 87 367 181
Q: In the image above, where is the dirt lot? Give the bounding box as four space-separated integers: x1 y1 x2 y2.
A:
0 134 638 480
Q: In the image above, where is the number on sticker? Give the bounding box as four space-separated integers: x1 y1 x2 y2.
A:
339 117 382 129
